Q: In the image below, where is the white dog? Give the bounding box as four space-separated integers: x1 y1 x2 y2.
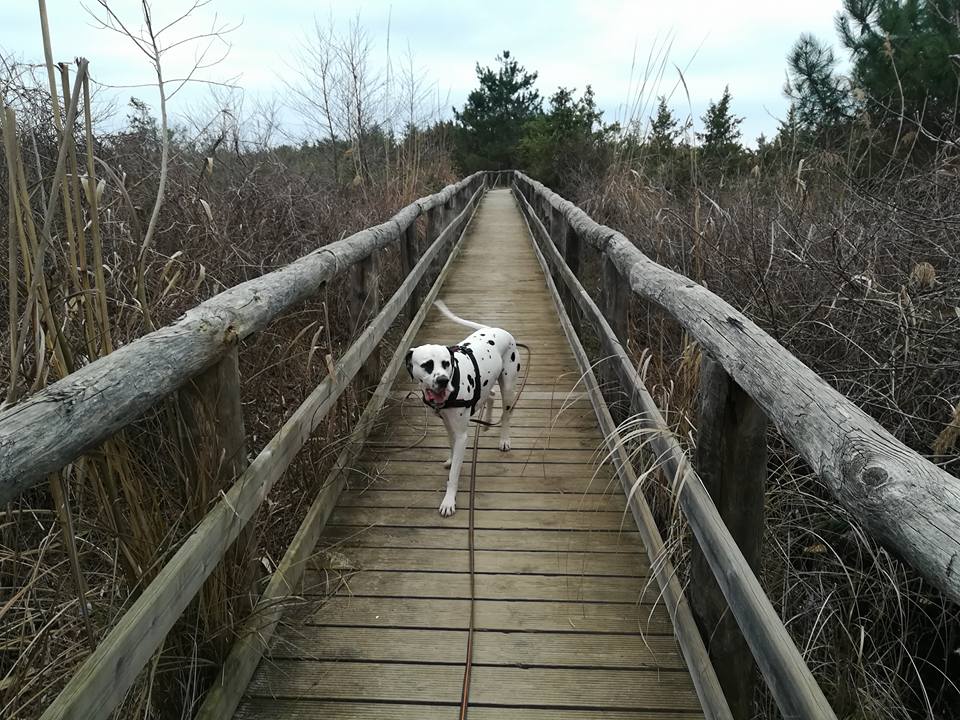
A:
405 301 521 516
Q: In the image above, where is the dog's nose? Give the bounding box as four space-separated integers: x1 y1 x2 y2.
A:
436 376 449 388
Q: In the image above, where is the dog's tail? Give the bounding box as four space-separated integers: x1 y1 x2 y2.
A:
434 300 488 331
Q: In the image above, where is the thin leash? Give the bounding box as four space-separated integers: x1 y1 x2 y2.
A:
458 342 531 720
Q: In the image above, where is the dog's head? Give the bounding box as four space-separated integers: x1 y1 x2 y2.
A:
405 344 453 405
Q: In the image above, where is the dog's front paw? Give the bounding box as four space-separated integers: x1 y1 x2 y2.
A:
443 457 452 469
499 437 511 451
439 495 457 517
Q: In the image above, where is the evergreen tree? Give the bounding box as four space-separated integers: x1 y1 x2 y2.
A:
453 51 542 170
648 96 679 159
518 85 615 190
698 86 744 167
786 33 849 135
837 0 960 133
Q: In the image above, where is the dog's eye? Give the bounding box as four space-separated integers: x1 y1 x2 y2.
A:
420 360 434 373
441 360 450 369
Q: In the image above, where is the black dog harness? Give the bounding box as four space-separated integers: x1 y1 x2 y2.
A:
423 345 482 416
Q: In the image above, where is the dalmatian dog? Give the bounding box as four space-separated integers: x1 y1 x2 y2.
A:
405 300 521 517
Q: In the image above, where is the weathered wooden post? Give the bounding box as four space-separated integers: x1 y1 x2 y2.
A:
426 202 443 286
600 254 630 419
350 250 381 396
400 220 420 324
176 346 253 625
690 354 767 720
550 206 581 335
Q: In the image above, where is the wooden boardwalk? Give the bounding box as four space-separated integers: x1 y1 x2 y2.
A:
234 190 706 719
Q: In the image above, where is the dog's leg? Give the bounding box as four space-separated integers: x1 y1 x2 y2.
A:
481 387 496 430
440 410 470 517
498 369 517 452
440 413 455 468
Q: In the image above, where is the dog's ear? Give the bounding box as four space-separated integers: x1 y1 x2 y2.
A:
404 349 414 379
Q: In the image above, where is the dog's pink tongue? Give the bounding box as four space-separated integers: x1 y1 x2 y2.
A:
425 389 445 403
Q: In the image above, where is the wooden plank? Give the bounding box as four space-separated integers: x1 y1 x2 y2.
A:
309 546 646 575
356 461 612 477
343 474 623 495
691 356 767 720
365 447 602 464
235 699 704 720
336 490 625 511
305 596 675 634
321 526 643 552
245 660 701 710
268 626 686 668
327 507 634 531
0 173 485 502
300 570 654 603
514 171 960 606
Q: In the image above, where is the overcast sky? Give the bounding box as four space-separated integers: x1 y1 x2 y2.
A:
2 1 848 147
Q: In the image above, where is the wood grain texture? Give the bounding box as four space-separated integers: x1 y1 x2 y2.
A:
514 170 960 605
39 181 487 720
235 189 704 719
690 356 767 719
0 174 484 501
515 176 835 718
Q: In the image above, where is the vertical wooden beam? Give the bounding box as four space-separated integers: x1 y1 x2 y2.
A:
424 205 439 287
691 354 767 720
557 215 582 335
350 250 381 396
600 253 630 419
177 346 254 635
400 220 420 324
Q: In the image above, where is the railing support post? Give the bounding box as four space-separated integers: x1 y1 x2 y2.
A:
600 253 630 418
176 346 255 630
691 354 767 720
350 250 381 396
400 220 420 324
424 205 439 286
550 207 581 334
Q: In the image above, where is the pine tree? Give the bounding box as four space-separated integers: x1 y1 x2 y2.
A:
786 33 849 135
648 96 679 159
453 51 542 170
518 85 615 190
837 0 960 133
698 86 743 166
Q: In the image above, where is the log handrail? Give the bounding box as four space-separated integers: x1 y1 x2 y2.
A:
511 170 960 606
0 172 485 503
513 181 837 719
34 177 486 720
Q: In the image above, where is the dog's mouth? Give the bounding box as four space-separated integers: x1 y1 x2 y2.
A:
423 388 449 404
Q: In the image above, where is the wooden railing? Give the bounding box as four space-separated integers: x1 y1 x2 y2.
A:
6 170 957 720
509 170 960 719
0 172 485 720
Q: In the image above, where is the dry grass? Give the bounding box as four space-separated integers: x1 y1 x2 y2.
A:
571 154 960 718
0 19 454 716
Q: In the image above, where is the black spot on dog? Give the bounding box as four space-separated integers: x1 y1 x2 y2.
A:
420 360 434 373
510 351 515 361
462 341 470 347
480 333 485 336
506 405 511 411
484 380 489 386
487 340 495 346
517 363 521 371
